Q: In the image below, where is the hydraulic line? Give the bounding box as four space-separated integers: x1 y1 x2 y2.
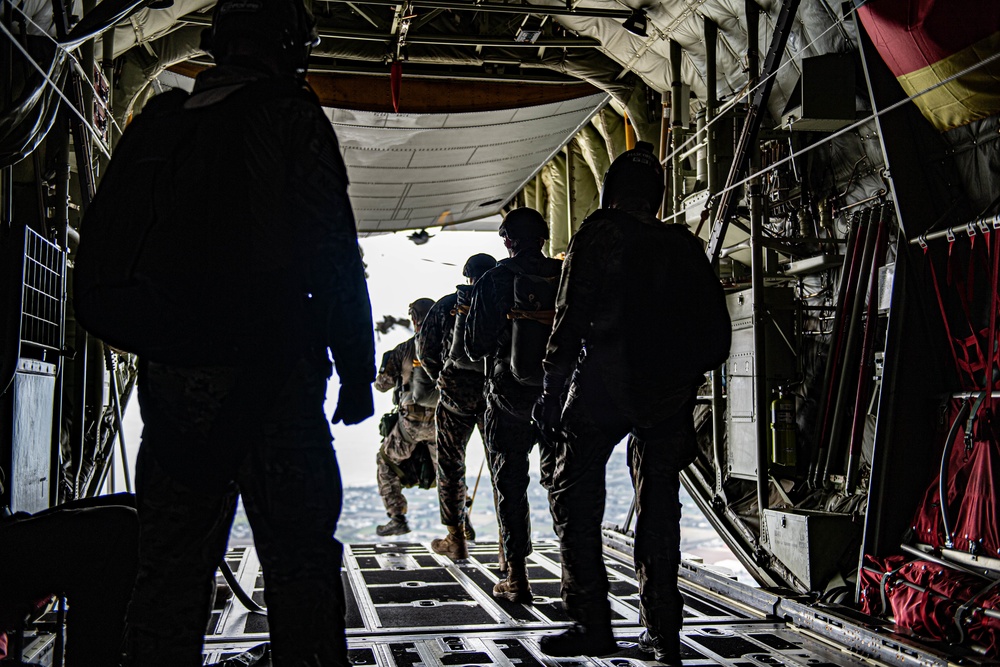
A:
938 397 976 549
810 210 866 488
823 206 880 486
845 205 889 492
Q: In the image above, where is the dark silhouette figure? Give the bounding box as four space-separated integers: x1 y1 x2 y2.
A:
90 1 379 665
536 142 730 663
466 209 561 603
417 253 497 560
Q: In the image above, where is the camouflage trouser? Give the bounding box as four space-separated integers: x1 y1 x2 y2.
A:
435 400 486 527
549 373 697 648
377 410 436 516
126 359 347 667
483 392 555 561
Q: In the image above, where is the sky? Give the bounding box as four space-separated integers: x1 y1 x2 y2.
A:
118 228 509 489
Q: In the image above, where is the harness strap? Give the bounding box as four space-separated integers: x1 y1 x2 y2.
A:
507 308 555 325
926 243 973 384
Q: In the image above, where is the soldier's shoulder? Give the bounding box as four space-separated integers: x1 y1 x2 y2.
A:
142 89 189 115
433 292 458 311
390 338 412 355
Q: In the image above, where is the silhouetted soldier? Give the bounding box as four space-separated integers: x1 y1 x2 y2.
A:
374 298 439 536
416 254 497 560
466 209 561 602
534 142 730 663
113 0 377 664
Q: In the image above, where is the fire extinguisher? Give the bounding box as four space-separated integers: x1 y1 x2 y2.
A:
770 387 796 466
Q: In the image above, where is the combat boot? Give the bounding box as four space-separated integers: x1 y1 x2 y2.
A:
376 514 410 537
493 557 532 603
539 623 618 657
431 525 469 561
636 629 682 665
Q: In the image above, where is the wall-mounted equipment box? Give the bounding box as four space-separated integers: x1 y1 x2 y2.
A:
763 508 858 589
6 359 56 513
781 53 855 132
726 287 796 480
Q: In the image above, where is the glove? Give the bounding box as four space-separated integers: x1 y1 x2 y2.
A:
332 382 375 425
532 391 564 445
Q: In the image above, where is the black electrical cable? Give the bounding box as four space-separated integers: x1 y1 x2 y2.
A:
220 560 267 614
939 399 971 549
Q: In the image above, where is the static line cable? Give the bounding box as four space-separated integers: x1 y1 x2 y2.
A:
0 20 112 159
700 45 1000 222
219 560 267 614
1 3 122 151
11 1 126 139
660 0 866 168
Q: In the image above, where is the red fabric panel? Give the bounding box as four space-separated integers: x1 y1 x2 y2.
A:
951 423 1000 556
861 556 1000 655
858 0 1000 77
910 400 981 549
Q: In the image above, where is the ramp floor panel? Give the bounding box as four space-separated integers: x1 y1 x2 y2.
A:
203 541 883 666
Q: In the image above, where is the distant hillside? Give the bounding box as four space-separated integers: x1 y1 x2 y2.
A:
229 446 752 583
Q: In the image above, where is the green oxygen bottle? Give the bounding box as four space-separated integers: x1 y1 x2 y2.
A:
770 387 796 466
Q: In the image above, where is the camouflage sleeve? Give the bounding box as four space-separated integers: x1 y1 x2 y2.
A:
544 223 613 380
295 103 376 387
465 267 513 362
375 343 405 393
415 295 452 381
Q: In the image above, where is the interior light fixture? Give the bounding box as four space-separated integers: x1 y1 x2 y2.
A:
622 9 647 37
516 15 545 44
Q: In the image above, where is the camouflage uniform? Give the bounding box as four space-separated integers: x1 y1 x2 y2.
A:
466 251 561 560
125 61 375 667
375 337 438 517
543 209 726 656
416 293 487 528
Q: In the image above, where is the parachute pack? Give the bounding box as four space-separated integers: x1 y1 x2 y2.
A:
503 261 559 386
73 79 315 365
447 284 484 373
580 208 730 383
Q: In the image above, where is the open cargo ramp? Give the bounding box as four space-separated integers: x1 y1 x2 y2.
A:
195 536 990 667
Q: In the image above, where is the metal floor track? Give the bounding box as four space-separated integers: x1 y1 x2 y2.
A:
201 539 990 667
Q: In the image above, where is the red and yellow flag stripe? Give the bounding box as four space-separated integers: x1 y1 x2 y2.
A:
858 0 1000 132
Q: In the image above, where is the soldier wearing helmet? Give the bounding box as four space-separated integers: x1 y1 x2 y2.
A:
535 142 730 663
373 298 440 537
416 254 498 560
465 208 562 602
122 1 375 665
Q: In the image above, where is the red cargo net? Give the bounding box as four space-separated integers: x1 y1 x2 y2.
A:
859 228 1000 657
911 230 1000 555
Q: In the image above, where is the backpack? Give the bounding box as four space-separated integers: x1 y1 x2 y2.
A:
73 79 316 365
447 284 484 373
409 358 440 407
504 261 560 386
379 443 436 489
583 208 731 381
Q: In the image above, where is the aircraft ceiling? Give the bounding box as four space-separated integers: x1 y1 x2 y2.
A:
13 0 857 233
327 94 609 233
